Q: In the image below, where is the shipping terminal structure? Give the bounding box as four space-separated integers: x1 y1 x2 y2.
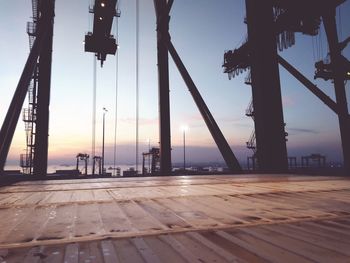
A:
0 0 350 262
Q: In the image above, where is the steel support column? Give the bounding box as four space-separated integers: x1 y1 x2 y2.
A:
323 10 350 174
153 0 172 174
246 0 288 172
33 0 55 177
0 25 48 174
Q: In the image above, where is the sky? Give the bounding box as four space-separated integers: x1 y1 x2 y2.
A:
0 0 349 168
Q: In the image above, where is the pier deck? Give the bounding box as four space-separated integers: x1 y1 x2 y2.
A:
0 174 349 262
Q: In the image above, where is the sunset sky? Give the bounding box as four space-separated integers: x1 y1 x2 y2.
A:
0 0 349 168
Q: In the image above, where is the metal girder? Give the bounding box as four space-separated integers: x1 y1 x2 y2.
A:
167 39 242 172
314 56 350 81
153 0 172 174
166 0 174 14
278 55 340 115
33 0 55 177
245 0 288 172
273 0 345 10
223 1 347 75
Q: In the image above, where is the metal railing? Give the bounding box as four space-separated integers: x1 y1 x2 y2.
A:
32 0 38 20
20 153 33 168
23 108 36 122
245 99 254 117
27 21 37 36
246 130 256 151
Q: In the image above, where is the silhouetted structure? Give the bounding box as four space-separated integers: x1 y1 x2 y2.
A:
123 168 137 177
76 153 89 176
84 0 119 66
247 155 258 171
92 156 102 176
301 154 326 168
20 153 32 174
142 147 161 175
315 56 350 81
153 0 242 173
245 98 257 167
33 0 55 177
223 0 349 173
0 0 55 177
288 157 298 169
246 0 288 172
154 0 172 174
1 1 348 176
20 5 40 175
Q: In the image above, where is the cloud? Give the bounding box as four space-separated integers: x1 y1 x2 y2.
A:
174 114 248 130
186 114 244 123
118 117 158 126
287 127 319 135
282 95 296 107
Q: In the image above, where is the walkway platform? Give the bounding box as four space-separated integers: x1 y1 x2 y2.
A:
0 174 349 262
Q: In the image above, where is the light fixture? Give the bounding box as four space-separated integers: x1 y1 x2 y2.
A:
180 125 188 132
99 17 103 21
180 125 189 173
101 2 105 7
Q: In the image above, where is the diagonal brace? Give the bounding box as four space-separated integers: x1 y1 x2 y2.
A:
278 55 342 116
167 38 242 172
0 24 48 173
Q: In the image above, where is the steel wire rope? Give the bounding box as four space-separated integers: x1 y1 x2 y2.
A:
135 0 140 173
90 0 97 170
338 6 343 43
113 2 121 176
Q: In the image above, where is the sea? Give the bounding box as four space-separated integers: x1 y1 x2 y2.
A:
4 162 227 175
4 164 137 175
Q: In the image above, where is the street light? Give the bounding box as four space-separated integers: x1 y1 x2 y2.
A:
102 107 108 174
147 138 151 173
180 125 188 172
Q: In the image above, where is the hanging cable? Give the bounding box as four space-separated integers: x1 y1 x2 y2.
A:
315 32 319 60
92 56 97 163
135 0 140 173
338 6 343 42
113 5 120 176
312 36 316 62
317 27 323 61
88 0 92 30
88 0 97 172
317 29 320 60
319 26 324 60
88 0 90 34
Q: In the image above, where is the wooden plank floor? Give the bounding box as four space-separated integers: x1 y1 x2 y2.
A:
0 174 349 262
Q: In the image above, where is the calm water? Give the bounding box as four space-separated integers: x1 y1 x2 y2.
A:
5 163 227 175
5 164 137 175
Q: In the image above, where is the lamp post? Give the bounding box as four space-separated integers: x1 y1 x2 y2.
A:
147 138 151 173
181 125 188 172
102 107 108 174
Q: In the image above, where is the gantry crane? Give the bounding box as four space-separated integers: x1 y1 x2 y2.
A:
0 0 55 177
223 0 349 173
85 0 119 66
